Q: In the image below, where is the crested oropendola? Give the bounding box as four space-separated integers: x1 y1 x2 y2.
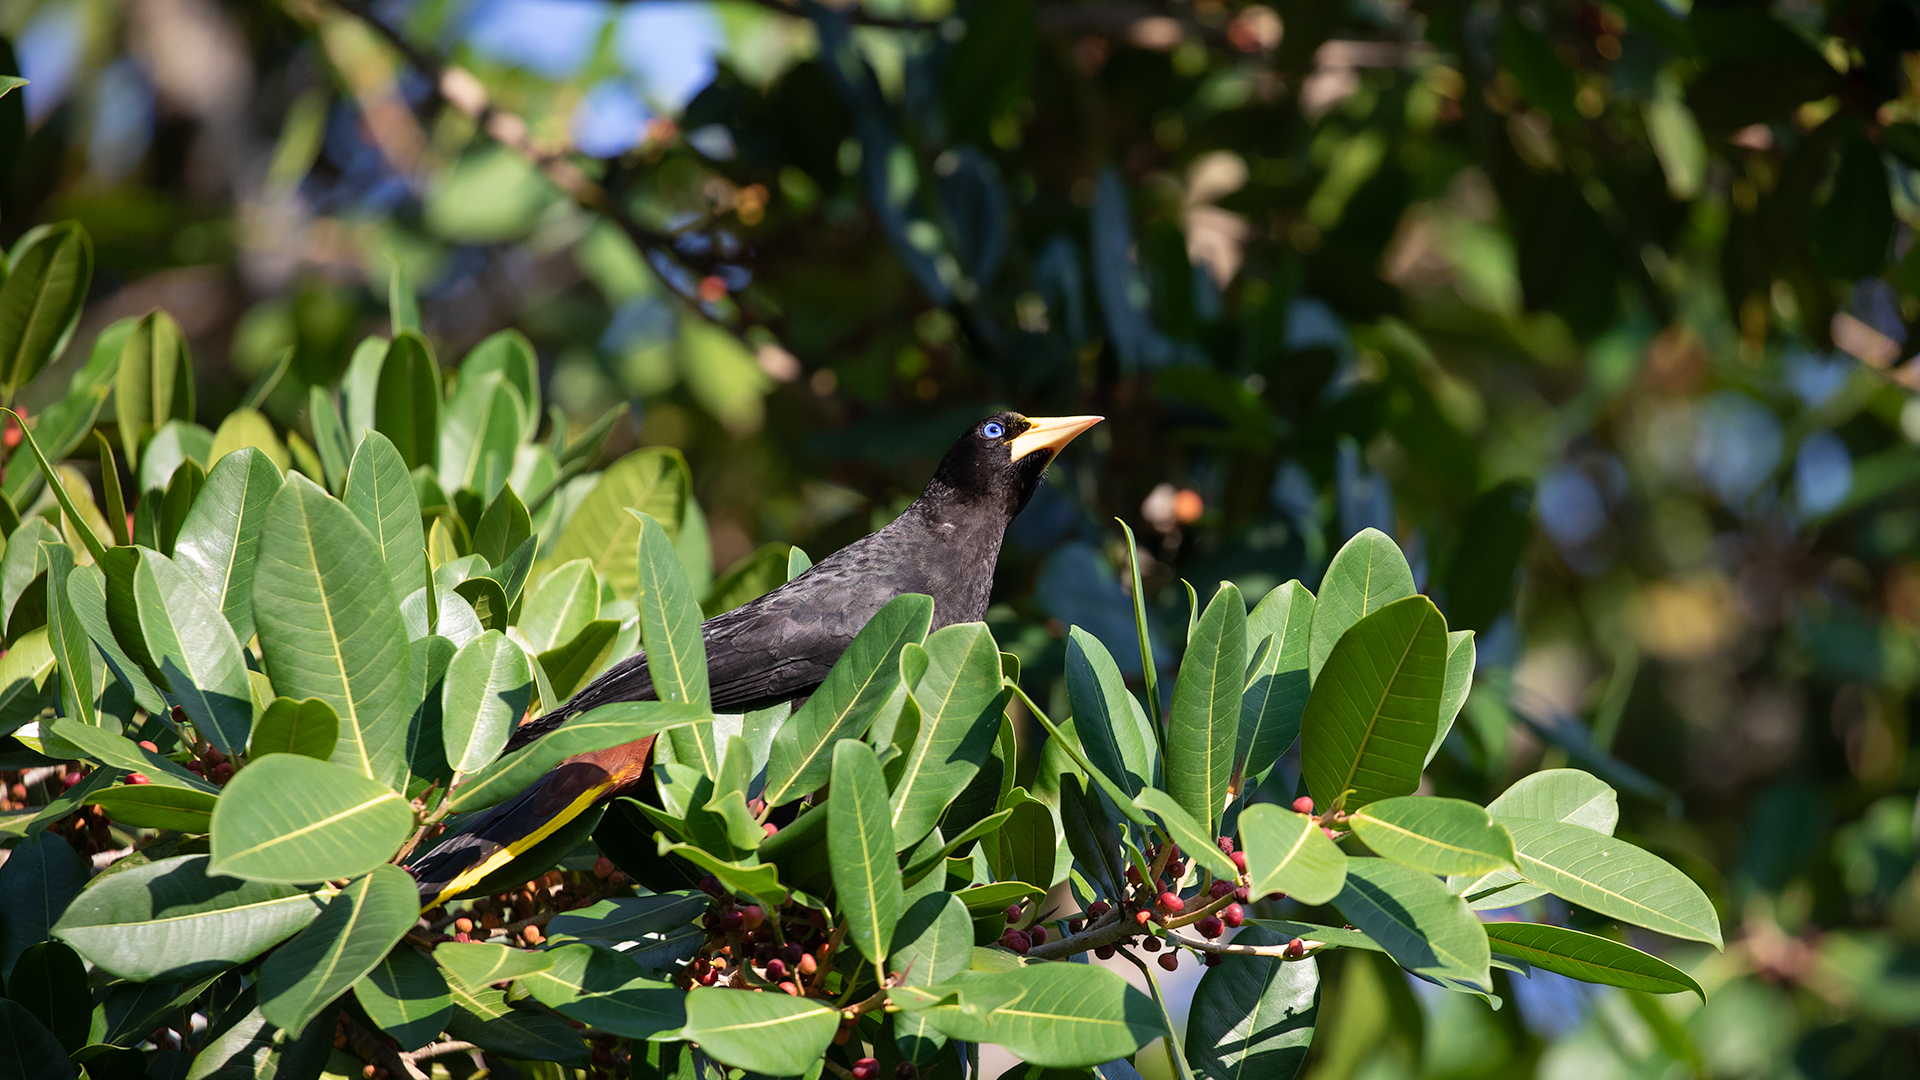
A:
408 412 1102 905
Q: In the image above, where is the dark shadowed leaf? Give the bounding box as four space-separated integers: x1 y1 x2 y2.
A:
1333 857 1491 991
0 221 91 403
1186 925 1318 1080
1239 580 1314 787
10 940 87 1051
256 864 419 1034
518 942 685 1039
0 832 87 980
354 946 452 1050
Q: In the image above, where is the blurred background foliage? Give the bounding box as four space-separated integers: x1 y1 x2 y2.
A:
5 0 1920 1075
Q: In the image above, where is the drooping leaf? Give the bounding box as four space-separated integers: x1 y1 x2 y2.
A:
889 622 1006 850
1333 857 1491 991
1300 596 1447 812
256 864 419 1034
344 431 429 609
1501 819 1724 947
53 854 325 982
1482 922 1705 1000
441 630 532 774
829 739 904 966
1308 529 1415 680
43 717 216 792
1349 796 1517 877
1167 581 1245 832
764 592 933 806
135 549 254 755
208 754 414 883
253 473 413 790
172 446 283 645
1237 803 1347 905
1426 630 1475 766
1239 580 1315 786
1186 925 1319 1080
354 946 452 1050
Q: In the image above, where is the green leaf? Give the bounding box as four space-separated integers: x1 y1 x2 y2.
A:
1237 803 1347 905
1426 630 1474 767
546 892 706 948
463 329 542 439
538 617 619 699
473 483 532 568
1239 580 1314 786
764 592 933 806
890 622 1006 850
249 696 340 760
0 625 54 738
441 967 587 1064
1058 774 1126 899
305 387 351 492
1349 796 1517 876
438 369 523 498
448 700 711 813
1333 857 1491 991
682 986 839 1075
354 946 452 1050
1134 789 1237 879
172 446 284 645
0 221 91 403
441 630 531 773
520 558 600 651
433 940 556 986
1482 922 1705 1000
454 574 511 633
518 941 685 1038
373 331 440 471
0 999 74 1079
257 864 419 1034
909 964 1160 1069
2 320 121 508
547 447 689 598
208 754 414 883
1065 628 1154 798
39 542 92 728
1501 819 1723 947
135 549 254 755
88 783 217 832
892 891 973 988
1300 595 1447 812
632 509 714 772
1186 925 1319 1080
658 841 788 908
11 940 88 1051
113 309 193 470
43 717 216 792
0 833 87 980
1309 529 1415 681
1452 769 1619 908
702 543 791 617
1167 581 1245 832
52 854 325 981
985 790 1061 888
344 431 429 608
0 76 25 99
829 739 904 966
254 473 414 790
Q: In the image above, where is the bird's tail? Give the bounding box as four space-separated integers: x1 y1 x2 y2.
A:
407 737 655 908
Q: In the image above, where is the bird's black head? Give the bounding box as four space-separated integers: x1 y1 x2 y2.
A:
928 412 1103 518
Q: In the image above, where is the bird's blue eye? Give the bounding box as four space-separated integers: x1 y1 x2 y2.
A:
983 422 1005 439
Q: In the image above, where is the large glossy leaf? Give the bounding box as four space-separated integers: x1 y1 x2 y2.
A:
518 942 685 1038
1186 925 1319 1080
114 309 193 470
891 891 973 988
433 940 556 986
682 987 840 1074
985 791 1061 888
52 854 325 981
0 221 91 402
135 549 254 755
1065 627 1154 798
1308 528 1415 680
909 963 1160 1068
1426 630 1475 766
1349 796 1517 876
1501 819 1723 946
889 622 1006 850
344 431 429 608
441 630 532 773
519 558 600 651
1239 580 1314 786
546 892 706 949
442 967 587 1064
1482 922 1704 999
764 592 933 806
538 617 619 699
176 985 335 1079
88 783 218 832
1237 803 1347 905
1453 769 1621 910
44 717 217 792
829 739 903 965
1333 857 1491 991
548 447 689 597
11 940 88 1052
632 510 714 773
438 369 523 498
354 946 452 1050
254 474 414 790
208 754 414 883
1300 595 1446 812
257 864 419 1034
250 696 340 760
1134 788 1237 879
172 446 283 645
447 700 712 813
1168 581 1245 832
373 331 439 471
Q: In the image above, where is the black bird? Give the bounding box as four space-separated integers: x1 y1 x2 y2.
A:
410 412 1102 904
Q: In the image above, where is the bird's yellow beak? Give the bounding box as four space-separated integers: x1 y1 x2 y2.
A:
1010 415 1104 462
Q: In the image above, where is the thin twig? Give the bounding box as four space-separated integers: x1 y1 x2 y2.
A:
405 1041 479 1063
1163 927 1321 959
1024 907 1130 961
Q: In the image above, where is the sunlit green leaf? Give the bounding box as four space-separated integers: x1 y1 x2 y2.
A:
208 754 413 883
0 221 91 403
682 986 838 1075
889 622 1005 850
354 946 451 1050
1300 595 1446 811
1309 529 1415 681
1238 803 1347 905
1502 819 1723 947
1350 796 1516 876
441 630 532 773
1482 922 1705 1000
173 446 283 645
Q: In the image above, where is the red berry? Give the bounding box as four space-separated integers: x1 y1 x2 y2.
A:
1223 904 1244 928
1284 938 1306 959
1029 925 1047 946
1204 953 1223 966
1235 885 1251 902
896 1064 918 1080
1322 827 1338 839
699 875 722 896
594 856 615 879
764 958 787 980
1141 935 1162 953
1209 880 1234 900
1000 929 1031 954
719 910 744 932
741 905 765 930
1005 904 1023 925
1216 835 1236 855
1292 796 1314 815
698 969 718 985
138 741 158 753
1156 892 1184 914
212 762 235 783
1088 900 1110 918
763 823 779 837
1197 916 1225 940
127 773 149 785
1134 909 1152 926
1231 851 1248 874
852 1059 880 1080
1158 953 1179 971
1068 918 1085 934
1095 945 1116 959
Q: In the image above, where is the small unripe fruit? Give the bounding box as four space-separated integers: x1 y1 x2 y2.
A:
1134 909 1152 926
1005 904 1023 925
851 1059 880 1080
1156 892 1184 914
1292 796 1314 815
1284 938 1306 959
1223 903 1245 928
1095 945 1116 959
1029 925 1047 946
896 1064 918 1079
1231 851 1248 874
454 917 474 934
139 741 158 753
1001 929 1031 954
1210 880 1234 900
765 958 788 980
798 953 818 975
1197 916 1225 939
764 823 779 837
1158 953 1179 971
1141 936 1162 953
1204 952 1222 966
779 981 800 996
128 773 150 785
1067 918 1085 934
719 910 745 932
1088 900 1110 918
741 905 765 930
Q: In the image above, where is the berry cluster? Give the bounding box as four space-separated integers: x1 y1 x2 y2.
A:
687 875 832 996
0 766 129 858
422 863 626 948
